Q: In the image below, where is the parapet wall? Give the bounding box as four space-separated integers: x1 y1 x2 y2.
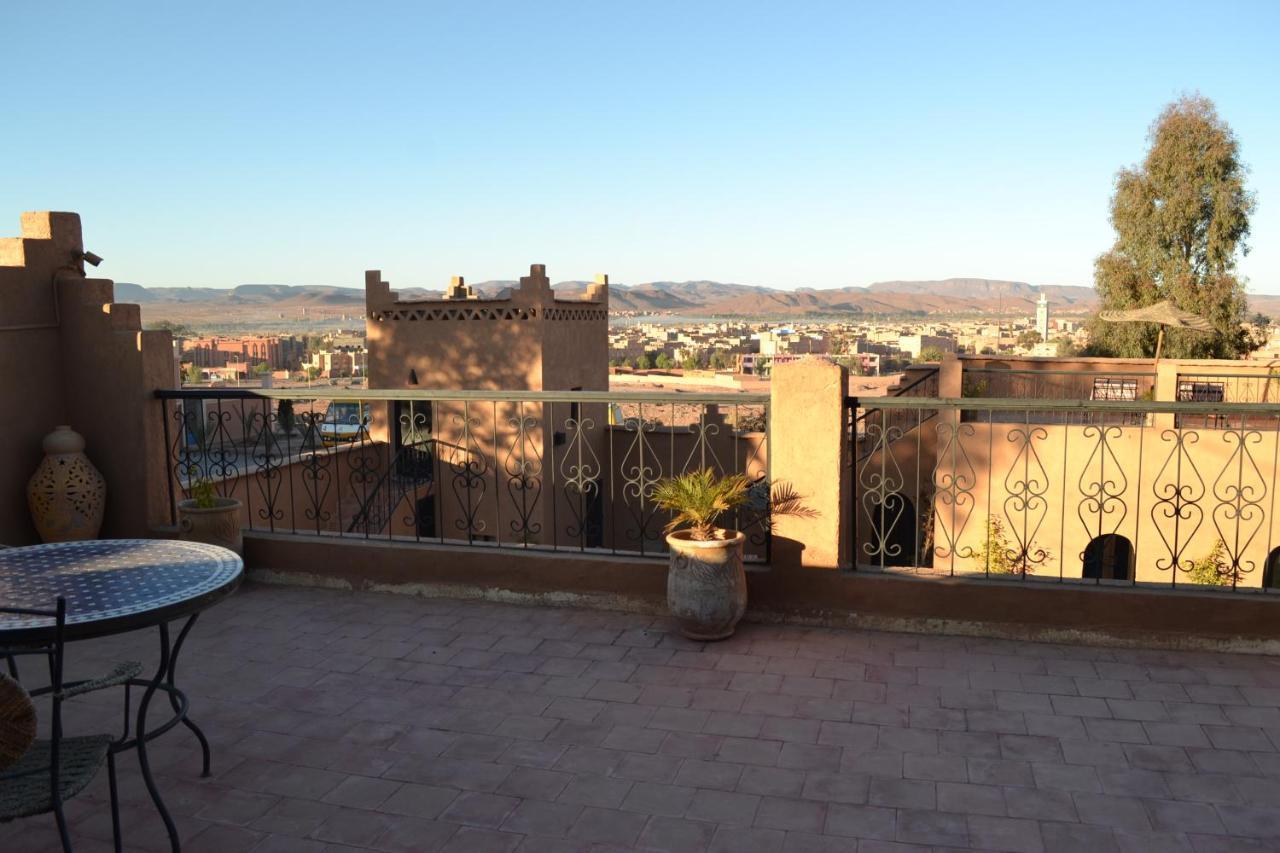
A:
365 264 607 319
0 211 175 544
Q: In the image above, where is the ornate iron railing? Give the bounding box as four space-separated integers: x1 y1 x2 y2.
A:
848 396 1280 594
346 438 458 536
851 367 939 463
961 367 1157 401
1175 371 1280 403
960 368 1158 424
1173 372 1280 429
155 389 770 560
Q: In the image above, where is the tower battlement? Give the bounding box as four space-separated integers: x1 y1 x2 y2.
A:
364 263 609 392
365 264 608 323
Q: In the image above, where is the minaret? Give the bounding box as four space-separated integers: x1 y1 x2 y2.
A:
1036 292 1049 341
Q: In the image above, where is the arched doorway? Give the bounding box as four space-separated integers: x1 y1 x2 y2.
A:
1263 548 1280 590
1082 534 1133 581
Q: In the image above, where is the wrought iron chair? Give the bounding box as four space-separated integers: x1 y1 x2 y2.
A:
0 597 140 851
0 545 13 681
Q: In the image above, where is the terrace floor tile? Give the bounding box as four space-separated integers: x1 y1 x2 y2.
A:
7 582 1280 852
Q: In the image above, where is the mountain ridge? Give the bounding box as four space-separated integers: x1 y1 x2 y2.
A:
115 278 1103 316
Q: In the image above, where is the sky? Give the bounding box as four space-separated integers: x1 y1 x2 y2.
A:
3 1 1278 293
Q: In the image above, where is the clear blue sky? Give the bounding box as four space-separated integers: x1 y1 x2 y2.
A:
4 1 1278 292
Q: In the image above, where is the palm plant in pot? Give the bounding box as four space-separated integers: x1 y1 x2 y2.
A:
177 478 243 555
653 469 810 640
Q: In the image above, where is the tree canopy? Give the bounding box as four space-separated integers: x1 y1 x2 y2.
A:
1086 95 1256 359
918 346 947 363
146 319 198 337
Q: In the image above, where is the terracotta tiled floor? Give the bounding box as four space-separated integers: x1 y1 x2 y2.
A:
5 583 1280 852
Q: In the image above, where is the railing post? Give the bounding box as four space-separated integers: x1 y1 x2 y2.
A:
1154 361 1180 430
939 352 962 399
770 358 849 570
848 396 858 569
160 397 176 527
934 354 965 575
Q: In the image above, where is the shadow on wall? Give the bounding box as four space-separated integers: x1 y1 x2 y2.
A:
765 536 807 574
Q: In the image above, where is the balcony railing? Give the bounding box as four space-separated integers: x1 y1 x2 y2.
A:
961 367 1158 401
155 389 770 560
849 395 1280 594
1172 371 1280 430
958 368 1159 425
851 367 939 462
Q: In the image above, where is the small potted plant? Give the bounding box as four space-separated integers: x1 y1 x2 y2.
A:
653 469 810 640
177 478 243 555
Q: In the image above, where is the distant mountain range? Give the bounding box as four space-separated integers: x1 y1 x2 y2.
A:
115 278 1106 317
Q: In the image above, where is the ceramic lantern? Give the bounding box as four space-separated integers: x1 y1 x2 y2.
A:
26 425 106 542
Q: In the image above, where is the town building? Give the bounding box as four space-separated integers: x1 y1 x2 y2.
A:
755 328 829 357
363 265 611 545
304 345 367 378
896 333 956 360
182 335 304 370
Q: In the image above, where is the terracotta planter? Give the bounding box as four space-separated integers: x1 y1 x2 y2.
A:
26 425 106 542
177 497 243 555
666 530 747 640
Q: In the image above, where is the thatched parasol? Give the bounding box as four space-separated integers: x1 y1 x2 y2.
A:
1096 299 1215 360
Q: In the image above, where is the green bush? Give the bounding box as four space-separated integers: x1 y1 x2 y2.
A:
1187 539 1240 586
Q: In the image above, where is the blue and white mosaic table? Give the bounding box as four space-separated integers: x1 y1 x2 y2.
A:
0 539 242 642
0 539 242 850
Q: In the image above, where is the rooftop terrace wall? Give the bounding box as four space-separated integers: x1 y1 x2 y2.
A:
0 212 174 544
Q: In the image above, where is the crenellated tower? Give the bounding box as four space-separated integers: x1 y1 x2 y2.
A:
365 263 609 392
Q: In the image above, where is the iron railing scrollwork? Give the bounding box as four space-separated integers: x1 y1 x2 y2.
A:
849 395 1280 593
1076 424 1128 561
447 403 489 542
618 408 664 553
1211 427 1268 586
1150 428 1206 577
560 414 603 549
155 389 770 562
933 419 977 569
502 405 544 544
1000 423 1050 576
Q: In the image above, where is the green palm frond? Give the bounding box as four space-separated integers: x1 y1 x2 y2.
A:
653 469 814 541
653 469 750 540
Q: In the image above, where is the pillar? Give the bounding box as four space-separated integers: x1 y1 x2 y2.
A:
1154 360 1180 430
939 352 963 399
770 357 848 569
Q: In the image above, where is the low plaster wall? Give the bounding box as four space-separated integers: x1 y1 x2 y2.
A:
243 532 1280 654
1 212 174 544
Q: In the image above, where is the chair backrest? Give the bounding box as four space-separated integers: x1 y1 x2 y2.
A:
0 598 67 790
0 673 36 771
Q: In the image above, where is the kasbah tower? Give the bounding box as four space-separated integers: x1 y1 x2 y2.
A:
364 264 608 393
361 264 610 546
